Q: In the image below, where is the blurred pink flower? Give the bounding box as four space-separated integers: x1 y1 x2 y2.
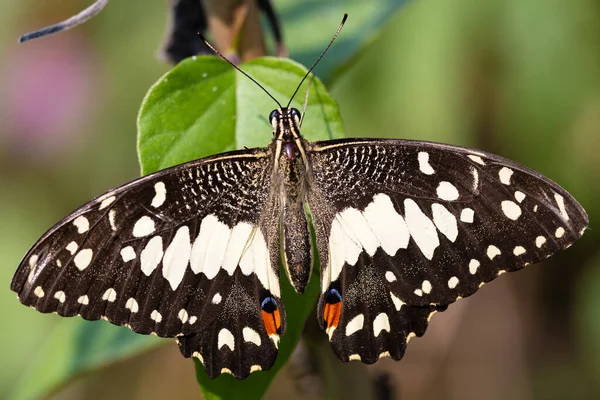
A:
1 35 99 161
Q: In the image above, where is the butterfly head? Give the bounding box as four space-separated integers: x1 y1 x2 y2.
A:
270 107 302 160
269 107 301 140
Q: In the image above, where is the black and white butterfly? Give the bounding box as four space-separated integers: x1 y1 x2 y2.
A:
11 15 588 379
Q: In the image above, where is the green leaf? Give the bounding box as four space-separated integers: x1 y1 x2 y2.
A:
137 56 343 398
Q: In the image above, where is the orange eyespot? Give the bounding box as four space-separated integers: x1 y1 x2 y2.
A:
261 295 281 336
262 309 281 336
323 302 342 330
323 287 343 329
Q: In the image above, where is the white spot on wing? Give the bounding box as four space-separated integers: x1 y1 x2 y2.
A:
418 151 435 175
178 309 189 323
34 286 45 298
363 193 410 256
515 191 526 203
448 276 459 289
77 295 89 305
218 328 235 350
468 154 485 165
338 207 379 256
27 255 39 283
326 326 336 340
150 310 162 323
243 327 262 346
141 236 163 276
469 259 480 274
162 226 192 290
190 215 229 279
250 365 262 373
554 193 569 221
99 196 116 210
471 167 479 190
133 216 155 237
240 228 279 297
404 199 439 260
327 218 362 287
373 313 391 337
222 222 253 274
390 292 404 311
54 291 66 303
349 354 361 361
422 280 432 294
66 241 78 255
212 293 222 304
431 203 458 242
120 246 136 262
102 288 117 302
73 216 89 233
536 236 547 248
460 208 474 223
555 227 565 238
487 245 501 260
189 316 197 324
499 167 513 185
513 246 526 256
345 314 364 336
436 181 459 201
109 210 117 231
125 298 139 313
151 182 167 208
385 271 396 282
501 200 522 220
193 351 204 364
74 249 93 271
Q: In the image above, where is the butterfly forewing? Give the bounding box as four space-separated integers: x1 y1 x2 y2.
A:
11 147 285 379
306 138 588 362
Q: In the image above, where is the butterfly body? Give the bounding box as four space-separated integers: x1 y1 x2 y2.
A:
11 104 588 379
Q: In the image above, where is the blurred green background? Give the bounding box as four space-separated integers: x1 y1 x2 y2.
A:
1 0 599 399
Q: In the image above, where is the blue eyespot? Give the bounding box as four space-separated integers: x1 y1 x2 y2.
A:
325 287 342 304
261 296 278 313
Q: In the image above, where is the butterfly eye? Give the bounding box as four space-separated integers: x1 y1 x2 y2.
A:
269 110 279 126
290 108 301 124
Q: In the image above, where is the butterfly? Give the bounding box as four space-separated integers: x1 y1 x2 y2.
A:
11 14 588 379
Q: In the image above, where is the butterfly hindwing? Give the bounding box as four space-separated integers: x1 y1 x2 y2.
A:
11 147 285 379
307 138 588 360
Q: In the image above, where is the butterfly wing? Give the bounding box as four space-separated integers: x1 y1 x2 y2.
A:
11 148 284 379
306 138 588 363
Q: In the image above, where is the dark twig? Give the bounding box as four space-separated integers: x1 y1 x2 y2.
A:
19 0 109 43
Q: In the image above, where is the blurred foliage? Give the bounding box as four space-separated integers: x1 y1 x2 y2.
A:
0 0 599 399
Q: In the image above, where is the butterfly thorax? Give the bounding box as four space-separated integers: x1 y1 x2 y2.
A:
270 107 310 199
269 107 313 294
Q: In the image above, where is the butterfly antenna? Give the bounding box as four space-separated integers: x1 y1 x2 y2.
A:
299 75 314 128
199 34 283 109
286 13 348 108
19 0 109 43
